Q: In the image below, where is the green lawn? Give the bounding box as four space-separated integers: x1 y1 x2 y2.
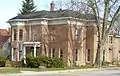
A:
20 68 73 72
0 67 21 74
0 67 80 73
20 66 95 72
0 66 96 74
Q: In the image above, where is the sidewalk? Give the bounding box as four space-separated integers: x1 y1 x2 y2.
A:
13 68 100 75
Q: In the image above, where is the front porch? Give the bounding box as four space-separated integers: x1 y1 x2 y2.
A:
11 42 41 63
22 42 41 64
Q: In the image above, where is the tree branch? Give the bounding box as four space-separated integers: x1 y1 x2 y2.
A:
105 6 120 36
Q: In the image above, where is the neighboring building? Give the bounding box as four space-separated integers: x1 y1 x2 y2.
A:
0 29 10 57
7 2 120 66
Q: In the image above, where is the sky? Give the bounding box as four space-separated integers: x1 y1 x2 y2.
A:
0 0 57 29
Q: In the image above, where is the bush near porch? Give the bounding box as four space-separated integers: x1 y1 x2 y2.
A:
0 56 6 67
22 55 66 68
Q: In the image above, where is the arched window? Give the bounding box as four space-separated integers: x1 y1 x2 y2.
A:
19 29 23 40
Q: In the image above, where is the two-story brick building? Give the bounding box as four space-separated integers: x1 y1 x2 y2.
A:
8 2 120 66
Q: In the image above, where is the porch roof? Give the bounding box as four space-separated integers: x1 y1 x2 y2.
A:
23 42 41 45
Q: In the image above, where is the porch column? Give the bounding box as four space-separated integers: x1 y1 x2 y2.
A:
58 48 60 58
51 48 52 57
11 48 14 61
23 46 26 64
34 45 37 57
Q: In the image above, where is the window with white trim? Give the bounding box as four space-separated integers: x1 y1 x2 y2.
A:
60 48 63 58
87 49 90 61
109 36 113 44
50 28 56 41
75 28 78 40
12 48 16 61
13 29 17 40
52 48 55 57
75 49 78 61
19 29 23 40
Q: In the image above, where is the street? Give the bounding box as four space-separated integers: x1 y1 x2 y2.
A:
2 69 120 76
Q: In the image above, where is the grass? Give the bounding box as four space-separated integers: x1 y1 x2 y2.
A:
0 65 96 73
0 67 82 73
20 68 73 72
0 67 81 73
0 67 21 74
20 66 96 72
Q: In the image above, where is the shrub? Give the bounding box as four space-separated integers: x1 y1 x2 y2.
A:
38 66 46 69
26 55 39 68
80 65 94 68
0 56 6 67
52 58 65 68
102 61 111 66
23 55 66 68
5 60 12 67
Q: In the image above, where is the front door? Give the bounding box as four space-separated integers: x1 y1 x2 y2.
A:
30 47 34 56
26 46 34 56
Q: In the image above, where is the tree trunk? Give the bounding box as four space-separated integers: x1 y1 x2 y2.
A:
93 42 100 67
93 39 105 68
93 41 104 68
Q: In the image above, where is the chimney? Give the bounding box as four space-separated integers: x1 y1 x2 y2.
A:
50 1 55 12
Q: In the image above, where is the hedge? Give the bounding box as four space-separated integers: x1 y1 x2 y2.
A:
22 55 66 68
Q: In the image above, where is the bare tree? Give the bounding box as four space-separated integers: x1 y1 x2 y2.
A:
55 0 120 67
87 0 120 67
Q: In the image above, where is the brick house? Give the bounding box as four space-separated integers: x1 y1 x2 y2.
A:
7 3 120 66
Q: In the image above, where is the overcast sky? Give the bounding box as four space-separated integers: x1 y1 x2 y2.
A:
0 0 57 29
